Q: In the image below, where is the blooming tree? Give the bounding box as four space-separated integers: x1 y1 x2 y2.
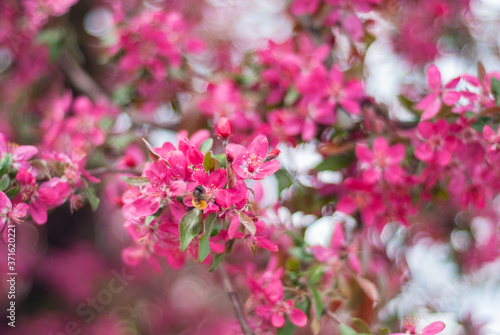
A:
0 0 499 334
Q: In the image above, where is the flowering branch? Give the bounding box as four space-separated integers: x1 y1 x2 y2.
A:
218 264 255 335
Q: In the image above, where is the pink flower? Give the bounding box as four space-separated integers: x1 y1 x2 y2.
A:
226 135 280 180
256 299 307 328
391 316 445 335
483 124 500 163
415 120 456 166
0 191 29 229
216 117 232 139
416 65 461 120
336 178 385 227
356 137 406 184
0 133 38 170
183 169 228 212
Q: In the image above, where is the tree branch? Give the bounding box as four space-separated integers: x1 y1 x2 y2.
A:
59 52 107 102
218 263 255 335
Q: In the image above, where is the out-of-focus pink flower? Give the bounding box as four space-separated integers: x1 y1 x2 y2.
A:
415 120 456 166
0 133 38 170
416 65 461 120
226 135 280 180
356 137 405 184
0 191 29 229
390 316 445 335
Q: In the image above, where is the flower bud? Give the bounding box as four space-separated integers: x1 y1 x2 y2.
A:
216 117 232 139
264 149 280 162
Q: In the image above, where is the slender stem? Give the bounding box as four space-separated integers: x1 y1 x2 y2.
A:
218 263 255 335
326 310 342 324
59 52 107 102
87 167 141 175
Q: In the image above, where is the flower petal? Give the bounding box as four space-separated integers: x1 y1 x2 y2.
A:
421 321 445 335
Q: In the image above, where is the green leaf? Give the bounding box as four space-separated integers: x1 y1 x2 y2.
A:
311 287 323 318
340 324 358 335
284 86 300 106
0 175 10 191
380 327 390 335
275 170 294 194
198 213 220 262
203 152 215 172
200 138 214 153
276 317 296 335
85 187 100 211
209 252 225 272
5 187 19 199
309 265 324 286
179 208 203 252
315 154 354 171
352 318 371 334
213 153 227 168
237 211 256 235
0 153 12 177
145 215 156 227
491 77 500 106
122 176 150 187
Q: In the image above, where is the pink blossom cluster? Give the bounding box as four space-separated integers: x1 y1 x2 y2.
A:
121 126 281 271
110 6 205 112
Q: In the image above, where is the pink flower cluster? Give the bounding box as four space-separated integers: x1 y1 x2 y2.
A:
121 128 281 271
246 258 308 331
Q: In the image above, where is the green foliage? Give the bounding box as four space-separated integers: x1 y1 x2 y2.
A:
315 153 354 171
0 153 12 177
200 138 214 153
203 152 215 172
198 213 220 262
122 176 150 186
0 175 10 191
85 187 100 211
491 77 500 106
179 208 203 252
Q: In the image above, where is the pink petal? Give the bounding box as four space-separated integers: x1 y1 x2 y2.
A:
363 168 380 184
483 125 495 142
228 216 241 239
387 143 405 164
421 98 442 120
336 197 358 214
13 145 38 161
288 308 308 327
340 98 361 115
426 65 442 91
421 321 445 335
252 160 280 180
133 197 160 217
225 143 246 161
414 142 434 162
170 180 186 197
417 121 434 139
416 94 437 111
30 199 47 224
271 313 285 328
208 169 227 189
444 76 461 89
248 134 269 160
443 91 461 106
342 13 364 41
355 144 374 162
232 156 249 179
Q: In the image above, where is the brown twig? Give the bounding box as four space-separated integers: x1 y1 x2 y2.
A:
218 263 255 335
326 310 342 324
86 167 142 176
59 52 107 102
